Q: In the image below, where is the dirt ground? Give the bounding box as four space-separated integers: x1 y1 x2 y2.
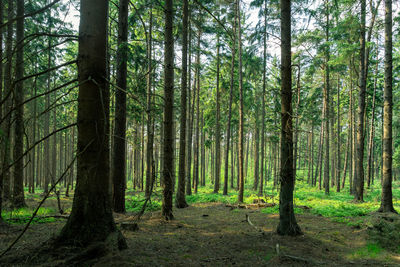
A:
1 202 400 266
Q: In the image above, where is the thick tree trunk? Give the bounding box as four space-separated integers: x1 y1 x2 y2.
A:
112 0 129 213
2 0 14 201
277 0 302 236
162 0 175 220
379 0 396 213
12 0 26 208
0 0 3 220
57 0 126 249
176 0 188 208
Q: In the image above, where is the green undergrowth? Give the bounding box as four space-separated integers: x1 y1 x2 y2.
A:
349 242 384 259
4 207 57 224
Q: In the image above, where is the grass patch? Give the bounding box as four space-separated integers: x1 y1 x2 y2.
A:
4 207 57 224
350 243 383 259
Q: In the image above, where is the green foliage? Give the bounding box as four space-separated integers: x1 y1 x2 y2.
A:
4 207 57 224
351 243 383 259
125 195 162 213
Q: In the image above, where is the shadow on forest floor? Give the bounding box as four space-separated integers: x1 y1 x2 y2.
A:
0 199 400 266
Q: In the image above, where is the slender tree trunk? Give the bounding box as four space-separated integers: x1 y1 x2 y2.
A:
185 21 193 196
336 76 341 192
214 27 221 193
367 55 378 188
277 0 302 236
193 26 201 194
323 0 330 195
254 110 260 191
176 0 188 207
379 0 396 213
259 0 267 196
223 2 237 195
293 64 301 181
237 0 245 203
355 0 366 202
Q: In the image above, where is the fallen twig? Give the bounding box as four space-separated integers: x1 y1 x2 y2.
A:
245 214 266 236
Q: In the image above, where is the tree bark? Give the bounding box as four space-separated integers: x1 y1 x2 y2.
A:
355 0 366 202
323 0 330 195
162 0 175 220
223 1 237 195
11 0 26 208
56 0 126 249
176 0 189 208
237 0 244 203
277 0 302 236
367 54 378 188
379 0 396 213
112 0 129 213
214 25 221 193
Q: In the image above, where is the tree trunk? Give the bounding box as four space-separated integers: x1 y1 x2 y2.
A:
161 0 175 220
223 1 237 195
112 0 128 213
259 0 267 196
253 109 260 191
193 25 201 194
367 54 378 188
277 0 302 236
56 0 126 249
323 0 330 195
12 0 26 208
355 0 366 202
2 0 14 201
336 76 341 192
237 0 244 203
214 26 221 193
379 0 396 213
185 21 194 196
176 0 188 208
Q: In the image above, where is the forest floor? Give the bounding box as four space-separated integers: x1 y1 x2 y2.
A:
1 191 400 266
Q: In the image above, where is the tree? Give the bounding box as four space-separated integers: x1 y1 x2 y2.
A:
214 13 221 194
354 0 366 202
162 0 175 220
11 0 26 208
378 0 396 213
276 0 302 236
237 0 244 203
112 0 129 213
176 0 189 208
56 0 127 248
223 0 237 196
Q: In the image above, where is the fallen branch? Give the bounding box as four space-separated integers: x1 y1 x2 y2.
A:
226 203 276 210
245 214 266 236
